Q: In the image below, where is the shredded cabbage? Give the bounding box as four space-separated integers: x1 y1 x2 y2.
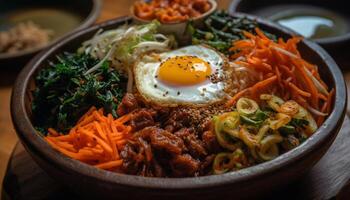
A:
79 21 176 92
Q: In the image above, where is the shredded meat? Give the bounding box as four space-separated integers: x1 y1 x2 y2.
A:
121 126 207 177
118 93 224 177
163 109 192 132
137 126 185 154
202 130 221 153
120 139 166 177
199 154 216 175
117 93 139 116
170 154 200 177
174 128 207 158
130 108 157 131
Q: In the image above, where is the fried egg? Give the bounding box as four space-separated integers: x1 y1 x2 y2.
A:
134 45 231 107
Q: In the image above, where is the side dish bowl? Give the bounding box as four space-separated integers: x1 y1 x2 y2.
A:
11 14 347 199
0 0 101 67
131 0 217 43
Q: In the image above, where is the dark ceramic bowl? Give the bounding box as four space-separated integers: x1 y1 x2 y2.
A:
228 0 350 68
0 0 102 68
11 14 347 199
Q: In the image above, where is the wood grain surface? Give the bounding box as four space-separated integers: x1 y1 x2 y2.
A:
0 0 349 199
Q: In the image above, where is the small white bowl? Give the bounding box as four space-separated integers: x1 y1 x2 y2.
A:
130 0 217 44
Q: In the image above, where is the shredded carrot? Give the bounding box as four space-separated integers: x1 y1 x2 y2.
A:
226 88 249 107
45 107 132 170
316 88 333 126
227 28 333 126
288 82 311 98
250 75 277 95
326 89 335 114
48 128 60 136
94 160 123 170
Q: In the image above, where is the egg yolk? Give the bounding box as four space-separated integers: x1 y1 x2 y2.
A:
158 56 212 86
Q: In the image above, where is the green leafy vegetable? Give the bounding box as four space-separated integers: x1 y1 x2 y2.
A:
240 115 263 126
32 52 126 134
190 10 276 55
290 118 309 128
279 125 296 135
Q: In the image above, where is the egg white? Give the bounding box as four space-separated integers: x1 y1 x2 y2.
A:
134 45 229 107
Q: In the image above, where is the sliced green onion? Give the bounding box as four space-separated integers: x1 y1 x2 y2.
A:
269 113 291 130
260 94 285 112
240 115 263 126
237 97 259 116
213 113 241 151
254 109 269 121
213 149 246 175
258 134 283 161
294 106 317 134
213 153 232 175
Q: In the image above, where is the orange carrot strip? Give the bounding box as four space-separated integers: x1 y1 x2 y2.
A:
292 59 319 108
250 75 277 93
94 121 108 141
48 128 60 136
45 107 131 172
116 113 132 124
317 102 328 126
226 88 250 107
326 89 335 114
81 129 113 154
94 160 123 169
288 82 311 97
318 93 328 101
255 28 269 40
105 123 119 159
78 106 97 123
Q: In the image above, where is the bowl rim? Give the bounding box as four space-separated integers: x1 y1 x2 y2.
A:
11 14 347 190
130 0 217 25
228 0 350 46
0 0 102 60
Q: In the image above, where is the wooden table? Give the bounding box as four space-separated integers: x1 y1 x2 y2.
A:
0 0 349 198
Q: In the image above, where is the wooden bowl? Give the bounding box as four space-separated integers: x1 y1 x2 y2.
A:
0 0 102 68
11 15 347 199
